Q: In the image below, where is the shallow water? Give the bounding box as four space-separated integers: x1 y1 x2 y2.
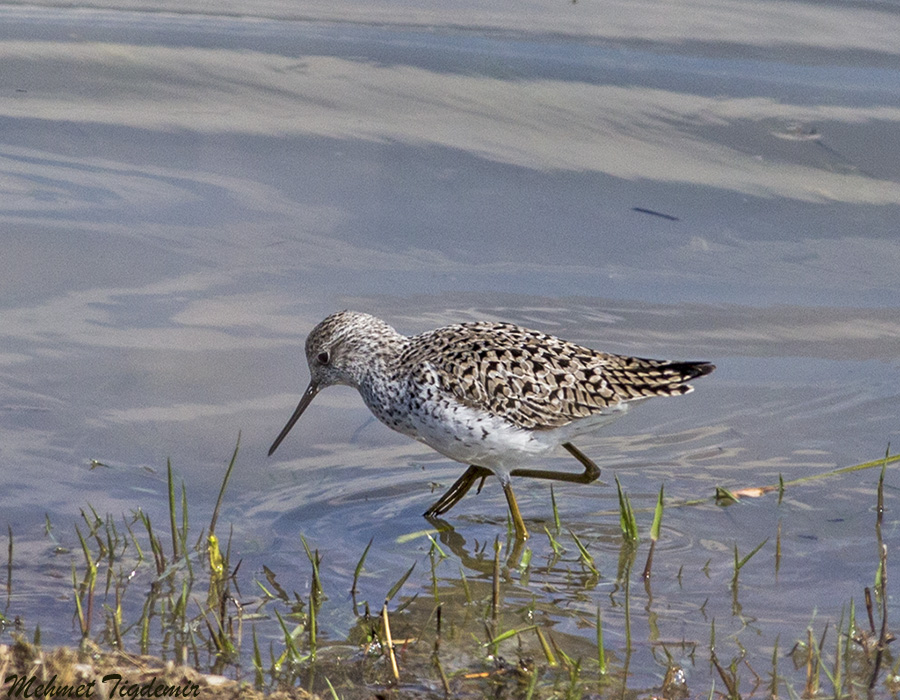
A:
1 0 899 695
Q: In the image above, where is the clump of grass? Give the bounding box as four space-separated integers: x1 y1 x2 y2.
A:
3 442 897 700
44 437 250 681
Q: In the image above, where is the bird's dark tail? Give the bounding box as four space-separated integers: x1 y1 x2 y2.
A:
605 357 715 398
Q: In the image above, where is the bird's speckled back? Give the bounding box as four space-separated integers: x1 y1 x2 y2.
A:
399 321 714 431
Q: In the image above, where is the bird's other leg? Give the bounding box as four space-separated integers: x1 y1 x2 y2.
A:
498 472 529 541
508 442 601 484
424 465 492 517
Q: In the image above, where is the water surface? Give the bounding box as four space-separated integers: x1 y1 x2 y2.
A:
1 1 899 695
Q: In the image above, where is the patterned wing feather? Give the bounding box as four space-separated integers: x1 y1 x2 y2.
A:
401 322 714 430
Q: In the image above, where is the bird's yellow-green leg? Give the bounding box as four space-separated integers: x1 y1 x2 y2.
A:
508 442 601 484
499 475 529 540
424 465 492 517
425 442 598 535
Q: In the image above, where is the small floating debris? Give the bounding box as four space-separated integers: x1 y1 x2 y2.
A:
632 207 679 221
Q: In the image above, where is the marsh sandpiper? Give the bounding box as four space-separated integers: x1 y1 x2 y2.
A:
268 311 714 540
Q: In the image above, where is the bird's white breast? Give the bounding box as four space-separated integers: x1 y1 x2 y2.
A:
403 395 556 469
358 361 630 471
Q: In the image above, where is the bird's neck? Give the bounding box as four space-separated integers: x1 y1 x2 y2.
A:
342 327 407 388
350 333 410 422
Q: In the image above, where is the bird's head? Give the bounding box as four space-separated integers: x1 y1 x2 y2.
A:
268 310 402 456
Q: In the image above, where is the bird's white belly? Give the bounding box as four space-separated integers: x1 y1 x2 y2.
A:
405 400 556 469
364 385 631 471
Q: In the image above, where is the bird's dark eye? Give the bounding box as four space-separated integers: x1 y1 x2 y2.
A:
317 351 330 365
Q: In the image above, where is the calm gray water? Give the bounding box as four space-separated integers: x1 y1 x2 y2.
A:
1 0 899 693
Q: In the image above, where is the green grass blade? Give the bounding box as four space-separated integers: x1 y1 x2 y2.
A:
550 485 561 532
6 525 12 599
426 533 447 559
351 537 374 600
490 625 537 645
386 561 416 604
300 534 323 601
535 625 557 667
324 677 341 700
544 526 564 556
715 486 739 505
459 565 472 604
167 459 179 559
650 484 664 542
614 476 639 542
209 432 240 538
596 606 606 674
251 626 264 688
736 538 769 571
568 529 599 576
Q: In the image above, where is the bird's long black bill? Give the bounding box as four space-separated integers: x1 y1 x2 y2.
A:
268 383 319 456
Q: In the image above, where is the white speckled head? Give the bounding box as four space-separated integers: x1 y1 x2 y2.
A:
268 311 405 456
302 310 400 390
